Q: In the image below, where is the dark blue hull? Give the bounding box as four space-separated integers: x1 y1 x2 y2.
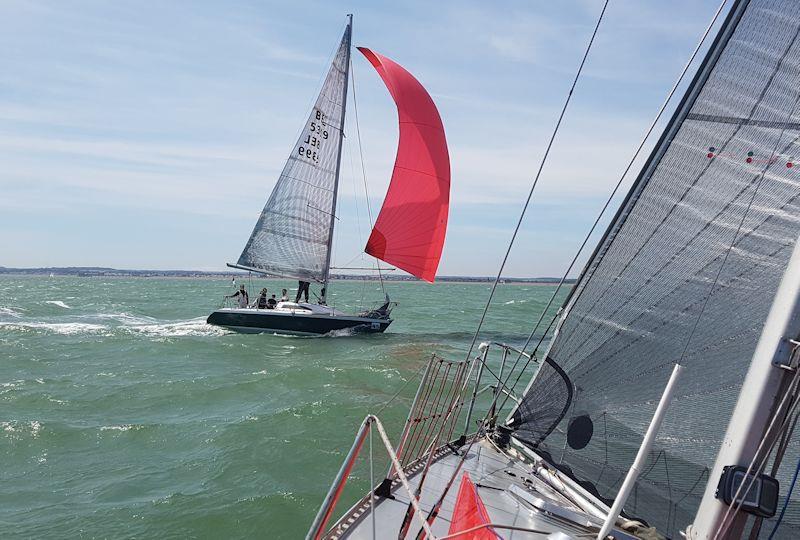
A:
206 309 391 335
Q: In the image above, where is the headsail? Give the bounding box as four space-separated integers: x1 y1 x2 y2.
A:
510 0 800 536
358 48 450 283
235 23 351 283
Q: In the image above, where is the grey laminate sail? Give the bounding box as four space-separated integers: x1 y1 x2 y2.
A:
510 1 800 536
236 23 350 282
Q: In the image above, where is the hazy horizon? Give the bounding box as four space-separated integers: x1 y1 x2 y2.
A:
0 264 576 280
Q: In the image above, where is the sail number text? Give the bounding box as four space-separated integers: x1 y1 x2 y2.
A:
297 109 330 165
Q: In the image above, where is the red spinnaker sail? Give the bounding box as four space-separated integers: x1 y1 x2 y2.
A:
358 47 450 283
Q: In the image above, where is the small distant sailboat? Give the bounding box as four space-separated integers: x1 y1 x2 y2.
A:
207 15 450 335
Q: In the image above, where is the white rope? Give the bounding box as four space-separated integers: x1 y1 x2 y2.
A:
369 425 376 540
368 416 436 538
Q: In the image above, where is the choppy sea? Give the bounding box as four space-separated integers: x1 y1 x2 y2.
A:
0 276 561 538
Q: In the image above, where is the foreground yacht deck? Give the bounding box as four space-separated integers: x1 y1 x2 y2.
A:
326 438 631 539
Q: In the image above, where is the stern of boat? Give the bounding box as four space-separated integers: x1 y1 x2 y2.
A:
357 295 396 321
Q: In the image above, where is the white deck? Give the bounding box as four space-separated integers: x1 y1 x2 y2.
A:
221 302 348 317
326 439 634 539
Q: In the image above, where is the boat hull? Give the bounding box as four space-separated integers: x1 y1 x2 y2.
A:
206 308 391 335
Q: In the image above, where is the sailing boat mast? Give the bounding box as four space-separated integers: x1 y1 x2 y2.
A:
320 14 352 305
689 234 800 537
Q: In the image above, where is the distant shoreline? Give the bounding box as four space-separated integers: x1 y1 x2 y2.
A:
0 266 575 285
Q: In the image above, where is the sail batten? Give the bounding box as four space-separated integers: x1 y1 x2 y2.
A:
510 1 800 536
358 47 450 283
236 23 351 283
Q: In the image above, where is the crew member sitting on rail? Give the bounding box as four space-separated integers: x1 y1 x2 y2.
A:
280 289 289 302
267 294 278 309
226 285 249 308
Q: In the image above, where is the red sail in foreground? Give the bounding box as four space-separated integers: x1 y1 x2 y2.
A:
448 472 501 539
358 47 450 283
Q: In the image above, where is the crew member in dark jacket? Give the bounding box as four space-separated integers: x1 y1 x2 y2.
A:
255 288 268 309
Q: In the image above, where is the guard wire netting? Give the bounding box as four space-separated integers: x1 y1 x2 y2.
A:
237 25 350 282
509 1 800 536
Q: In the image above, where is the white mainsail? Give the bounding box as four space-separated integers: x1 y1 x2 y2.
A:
234 22 351 283
510 0 800 536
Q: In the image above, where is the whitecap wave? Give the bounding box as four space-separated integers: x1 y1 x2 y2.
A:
0 321 108 335
90 312 158 325
0 306 22 318
324 327 358 338
45 300 71 309
1 420 42 438
366 366 400 378
123 317 229 337
99 424 140 432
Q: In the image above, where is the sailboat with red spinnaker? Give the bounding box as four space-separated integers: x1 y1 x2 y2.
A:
207 15 450 335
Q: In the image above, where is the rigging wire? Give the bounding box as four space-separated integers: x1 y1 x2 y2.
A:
716 367 800 538
768 454 800 540
756 406 800 539
416 0 734 530
344 116 371 310
462 0 609 363
346 135 366 252
492 0 730 416
349 55 387 298
413 2 612 533
772 399 800 477
679 72 800 374
677 156 768 366
695 57 800 536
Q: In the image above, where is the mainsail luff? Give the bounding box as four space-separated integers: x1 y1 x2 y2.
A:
235 21 351 283
320 15 352 302
509 0 800 536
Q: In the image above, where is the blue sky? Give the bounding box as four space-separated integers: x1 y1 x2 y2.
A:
0 0 726 277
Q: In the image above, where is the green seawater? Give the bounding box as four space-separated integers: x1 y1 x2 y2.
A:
1 276 563 538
